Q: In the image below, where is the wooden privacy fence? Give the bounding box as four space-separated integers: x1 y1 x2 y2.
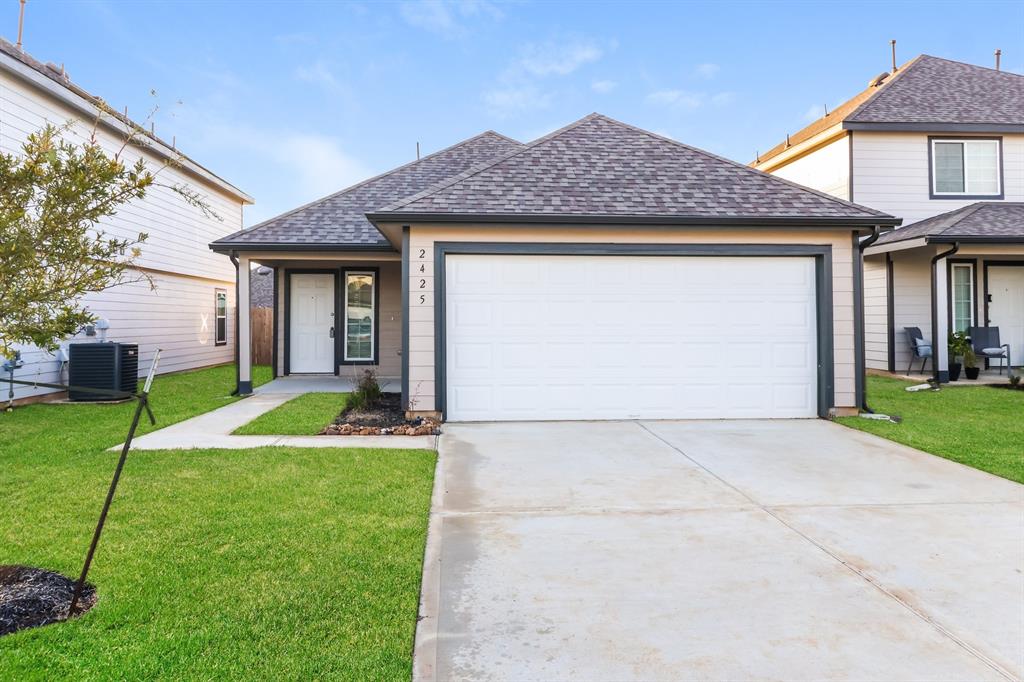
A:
251 307 273 366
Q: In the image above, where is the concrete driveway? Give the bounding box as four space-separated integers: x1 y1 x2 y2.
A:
416 420 1023 681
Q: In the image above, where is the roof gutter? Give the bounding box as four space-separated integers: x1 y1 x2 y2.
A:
930 242 960 384
843 122 1024 134
209 242 397 254
366 212 901 228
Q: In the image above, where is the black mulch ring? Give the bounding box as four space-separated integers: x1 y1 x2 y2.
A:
320 393 441 435
0 565 96 637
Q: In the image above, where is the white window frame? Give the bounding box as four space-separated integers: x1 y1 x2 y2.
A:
930 138 1002 197
950 263 974 333
214 288 227 346
343 271 375 362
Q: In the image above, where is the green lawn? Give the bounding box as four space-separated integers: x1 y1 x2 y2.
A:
837 376 1023 484
234 392 350 435
0 364 436 680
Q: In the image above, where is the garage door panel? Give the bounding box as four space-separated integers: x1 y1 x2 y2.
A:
445 255 818 421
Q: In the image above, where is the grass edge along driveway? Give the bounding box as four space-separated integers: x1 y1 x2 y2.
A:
1 364 437 680
837 375 1023 484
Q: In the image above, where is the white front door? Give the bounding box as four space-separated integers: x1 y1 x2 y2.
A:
988 266 1024 368
290 273 335 373
444 254 819 421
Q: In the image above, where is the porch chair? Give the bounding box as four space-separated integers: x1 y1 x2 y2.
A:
968 327 1013 376
904 327 932 375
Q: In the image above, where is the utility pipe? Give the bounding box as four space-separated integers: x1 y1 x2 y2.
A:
857 226 882 411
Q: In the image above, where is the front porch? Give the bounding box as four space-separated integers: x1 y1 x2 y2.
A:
868 367 1016 386
233 251 404 399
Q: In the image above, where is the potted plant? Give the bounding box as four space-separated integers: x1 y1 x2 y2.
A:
963 340 980 380
947 331 970 382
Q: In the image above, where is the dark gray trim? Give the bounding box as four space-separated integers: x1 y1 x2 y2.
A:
930 243 960 383
210 242 395 254
981 260 1024 371
929 236 1024 244
847 131 855 202
271 268 279 378
927 136 1005 200
283 268 341 376
844 122 1024 134
214 287 228 346
368 212 899 228
401 226 410 410
886 253 895 373
947 258 980 335
339 267 381 366
433 242 836 420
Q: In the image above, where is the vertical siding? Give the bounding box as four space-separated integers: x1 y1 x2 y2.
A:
406 226 858 413
770 135 850 200
852 131 1024 226
0 68 245 402
7 271 235 401
864 255 889 370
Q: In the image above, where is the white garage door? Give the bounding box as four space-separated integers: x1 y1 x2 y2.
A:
444 254 819 421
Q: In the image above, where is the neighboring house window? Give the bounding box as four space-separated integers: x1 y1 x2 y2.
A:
215 289 228 345
344 272 375 362
951 264 974 333
931 138 1001 197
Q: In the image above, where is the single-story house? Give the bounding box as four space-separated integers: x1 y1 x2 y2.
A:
211 114 900 421
864 202 1024 378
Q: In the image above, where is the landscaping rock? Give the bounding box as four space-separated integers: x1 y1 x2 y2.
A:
0 565 96 637
316 392 442 437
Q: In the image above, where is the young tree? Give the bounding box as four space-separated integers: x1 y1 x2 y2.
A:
0 119 212 358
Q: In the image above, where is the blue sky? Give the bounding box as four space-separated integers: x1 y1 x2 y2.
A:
12 0 1024 225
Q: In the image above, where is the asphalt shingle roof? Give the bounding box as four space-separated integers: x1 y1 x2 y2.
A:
874 202 1024 245
212 131 523 249
374 114 896 223
756 55 1024 165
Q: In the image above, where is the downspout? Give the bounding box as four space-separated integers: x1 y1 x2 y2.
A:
930 242 960 384
229 252 240 396
857 226 881 412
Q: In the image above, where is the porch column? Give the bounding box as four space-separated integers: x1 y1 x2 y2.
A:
237 254 253 394
932 253 951 383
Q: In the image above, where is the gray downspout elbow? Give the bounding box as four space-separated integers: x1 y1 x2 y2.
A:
930 242 960 384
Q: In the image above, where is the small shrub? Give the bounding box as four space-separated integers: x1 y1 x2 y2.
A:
349 369 382 410
1010 374 1021 390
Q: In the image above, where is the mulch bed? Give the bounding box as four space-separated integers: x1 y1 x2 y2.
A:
319 393 440 436
0 565 96 637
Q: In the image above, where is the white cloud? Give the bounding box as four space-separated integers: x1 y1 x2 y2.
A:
694 62 720 79
295 60 339 88
711 91 736 106
518 41 602 77
646 89 705 110
803 104 826 121
274 32 317 46
483 37 607 117
591 79 617 94
483 84 552 117
399 0 502 38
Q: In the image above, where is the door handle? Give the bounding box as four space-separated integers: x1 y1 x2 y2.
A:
329 327 335 338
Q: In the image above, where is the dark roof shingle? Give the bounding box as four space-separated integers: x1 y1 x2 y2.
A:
874 202 1024 245
212 131 523 249
756 55 1024 165
374 114 896 223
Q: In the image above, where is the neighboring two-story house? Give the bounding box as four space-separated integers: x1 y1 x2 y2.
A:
754 55 1023 383
1 39 252 402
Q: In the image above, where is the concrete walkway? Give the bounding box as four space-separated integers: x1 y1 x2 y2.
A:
417 420 1024 681
119 383 436 451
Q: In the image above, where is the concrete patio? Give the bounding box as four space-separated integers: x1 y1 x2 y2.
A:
417 420 1024 681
